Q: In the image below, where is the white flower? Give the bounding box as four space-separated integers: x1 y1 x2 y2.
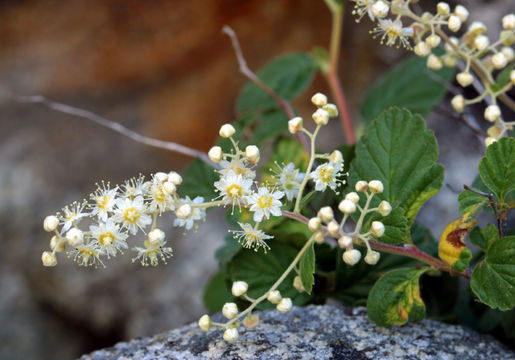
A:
148 177 175 213
214 170 253 208
219 157 256 180
173 196 206 231
352 0 376 22
90 183 118 221
113 196 152 235
122 175 148 199
132 237 173 266
274 163 305 201
60 201 88 232
232 222 273 252
68 243 104 267
310 161 342 192
42 251 57 267
89 219 128 258
371 19 413 48
248 187 284 222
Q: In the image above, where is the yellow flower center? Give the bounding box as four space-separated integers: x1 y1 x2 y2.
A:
227 184 243 198
124 207 140 223
320 167 334 183
257 194 273 209
96 195 110 210
99 232 115 246
152 186 166 203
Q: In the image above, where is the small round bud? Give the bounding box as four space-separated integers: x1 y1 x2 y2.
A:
364 250 381 265
242 313 259 329
345 192 360 204
288 117 303 134
474 35 489 52
485 137 497 147
267 290 282 304
425 34 441 48
322 104 338 117
456 72 474 87
327 220 340 237
500 30 515 46
484 105 501 122
318 206 334 223
342 249 361 266
231 281 249 297
223 328 239 343
148 228 165 246
50 235 65 252
448 15 462 32
444 37 459 53
338 235 353 249
371 221 386 237
368 180 384 194
311 92 328 107
208 146 223 163
314 232 325 244
427 54 443 70
42 251 57 267
219 124 236 138
330 150 343 164
312 109 330 126
245 145 260 164
43 215 59 232
198 315 211 331
414 42 431 57
451 95 465 113
163 181 176 195
355 180 368 192
487 124 502 138
371 0 389 19
293 276 305 292
338 199 357 215
492 53 508 70
154 172 168 183
437 2 450 16
501 47 515 62
276 297 293 313
454 5 469 22
502 14 515 30
468 21 487 35
222 302 239 319
378 200 392 217
66 228 84 247
176 204 192 219
308 217 322 232
168 171 183 186
442 54 457 68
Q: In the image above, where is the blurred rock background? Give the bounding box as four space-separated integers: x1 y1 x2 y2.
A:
0 0 510 359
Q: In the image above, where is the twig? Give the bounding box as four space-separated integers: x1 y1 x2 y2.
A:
433 105 486 138
463 184 504 238
221 25 310 153
11 95 212 165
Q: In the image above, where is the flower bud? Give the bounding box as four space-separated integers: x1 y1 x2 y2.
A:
425 34 441 48
222 302 239 319
293 276 305 292
329 150 343 164
148 228 165 246
327 220 340 237
66 228 84 247
168 171 183 186
41 251 57 267
267 290 282 304
176 204 192 219
322 104 338 117
338 199 357 215
442 54 457 68
208 146 223 163
454 5 469 22
277 297 293 313
371 0 389 19
154 172 168 183
288 117 303 134
501 47 515 62
492 53 507 70
427 54 443 70
345 192 360 204
314 232 325 244
245 145 260 164
312 109 330 126
503 14 515 30
485 137 497 147
242 313 259 329
338 235 353 249
308 217 322 232
50 235 65 252
451 95 465 113
487 124 502 138
437 2 450 16
368 180 384 194
484 105 501 122
456 72 474 87
500 30 515 46
448 15 461 32
371 221 386 237
414 42 431 57
311 92 328 107
474 35 489 52
219 124 235 138
342 249 361 265
223 328 239 342
318 206 334 223
364 250 381 265
467 21 487 35
378 200 392 217
231 281 249 297
163 181 176 195
355 181 368 192
43 215 59 232
198 315 211 331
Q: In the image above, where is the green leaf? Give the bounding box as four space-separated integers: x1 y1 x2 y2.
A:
361 55 453 123
362 207 409 244
180 159 218 200
469 224 499 251
215 233 241 271
249 109 289 145
478 137 515 203
262 137 309 184
367 267 429 327
299 241 315 294
490 65 514 92
203 271 234 312
236 53 316 112
229 242 312 309
451 248 472 272
470 236 515 311
349 107 444 227
458 189 488 217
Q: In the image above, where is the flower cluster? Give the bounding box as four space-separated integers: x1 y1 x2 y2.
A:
351 0 515 146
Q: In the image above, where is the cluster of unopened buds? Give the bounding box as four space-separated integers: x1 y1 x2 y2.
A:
351 0 514 146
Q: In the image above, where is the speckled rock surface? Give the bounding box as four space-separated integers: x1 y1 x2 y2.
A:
80 305 514 360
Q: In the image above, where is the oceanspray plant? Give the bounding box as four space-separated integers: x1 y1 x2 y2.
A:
37 0 514 344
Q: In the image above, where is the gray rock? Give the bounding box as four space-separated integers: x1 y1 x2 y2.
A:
80 305 514 360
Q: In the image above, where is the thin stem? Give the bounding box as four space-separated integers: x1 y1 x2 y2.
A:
463 184 504 238
294 125 321 213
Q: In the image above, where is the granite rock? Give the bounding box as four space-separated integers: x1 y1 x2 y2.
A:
80 305 514 360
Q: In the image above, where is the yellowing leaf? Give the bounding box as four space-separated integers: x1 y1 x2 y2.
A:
438 218 475 271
